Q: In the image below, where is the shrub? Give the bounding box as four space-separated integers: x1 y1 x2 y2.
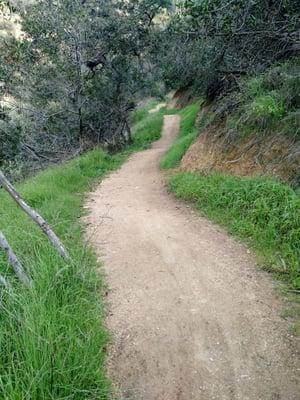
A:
248 94 285 125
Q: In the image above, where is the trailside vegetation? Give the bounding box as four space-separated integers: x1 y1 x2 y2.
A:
0 105 164 399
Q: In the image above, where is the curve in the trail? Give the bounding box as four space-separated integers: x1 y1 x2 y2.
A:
85 115 300 400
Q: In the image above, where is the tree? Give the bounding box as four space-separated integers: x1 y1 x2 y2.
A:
0 0 169 172
158 0 300 98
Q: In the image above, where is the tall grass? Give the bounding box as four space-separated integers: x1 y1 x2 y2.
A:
131 108 165 150
225 57 300 140
169 172 300 289
160 102 200 169
0 104 164 399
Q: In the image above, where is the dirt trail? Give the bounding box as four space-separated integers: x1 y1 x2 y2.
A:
85 115 300 400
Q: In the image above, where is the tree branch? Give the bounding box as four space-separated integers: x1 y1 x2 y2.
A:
0 171 70 261
0 231 32 286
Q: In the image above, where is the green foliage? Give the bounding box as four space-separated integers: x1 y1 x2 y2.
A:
159 0 300 98
169 172 300 289
231 59 300 138
0 105 162 399
132 109 165 150
1 0 168 171
160 102 200 169
247 94 285 126
0 150 121 399
130 100 160 124
245 77 266 98
198 110 216 130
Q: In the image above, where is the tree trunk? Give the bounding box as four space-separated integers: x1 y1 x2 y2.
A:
0 231 32 286
170 0 176 14
0 170 70 261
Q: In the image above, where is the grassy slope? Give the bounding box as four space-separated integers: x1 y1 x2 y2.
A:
0 105 165 399
132 104 165 150
226 58 300 142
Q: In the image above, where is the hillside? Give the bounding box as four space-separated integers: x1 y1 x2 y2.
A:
180 59 300 187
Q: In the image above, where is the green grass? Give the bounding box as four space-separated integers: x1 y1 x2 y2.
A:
169 172 300 289
225 57 300 140
130 99 160 125
0 104 164 399
160 102 200 169
131 108 165 150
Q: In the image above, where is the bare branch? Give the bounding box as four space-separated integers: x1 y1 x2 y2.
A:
0 171 70 261
0 231 32 286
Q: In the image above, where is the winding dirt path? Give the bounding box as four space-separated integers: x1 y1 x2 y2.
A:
85 116 300 400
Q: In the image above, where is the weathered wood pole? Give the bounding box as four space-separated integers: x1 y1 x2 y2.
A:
0 170 70 261
0 231 32 286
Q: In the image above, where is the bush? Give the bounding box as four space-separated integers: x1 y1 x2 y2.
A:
218 58 300 140
247 94 285 127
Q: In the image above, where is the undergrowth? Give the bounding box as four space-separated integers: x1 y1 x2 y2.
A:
0 103 164 399
160 102 200 169
223 57 300 140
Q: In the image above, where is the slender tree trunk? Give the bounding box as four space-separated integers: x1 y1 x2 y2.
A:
0 231 32 286
170 0 176 14
78 105 83 138
74 33 84 139
0 170 70 260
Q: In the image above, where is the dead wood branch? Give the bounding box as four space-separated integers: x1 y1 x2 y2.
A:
0 170 70 261
0 231 32 286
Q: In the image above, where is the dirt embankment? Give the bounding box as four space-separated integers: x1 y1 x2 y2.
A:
180 104 300 183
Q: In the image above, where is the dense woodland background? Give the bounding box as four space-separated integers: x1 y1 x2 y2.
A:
1 0 299 179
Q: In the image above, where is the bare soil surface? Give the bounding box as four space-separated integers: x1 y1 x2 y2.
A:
85 115 300 400
180 115 300 182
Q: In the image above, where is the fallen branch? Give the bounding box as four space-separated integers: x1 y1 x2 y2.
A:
0 231 32 286
0 170 70 261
